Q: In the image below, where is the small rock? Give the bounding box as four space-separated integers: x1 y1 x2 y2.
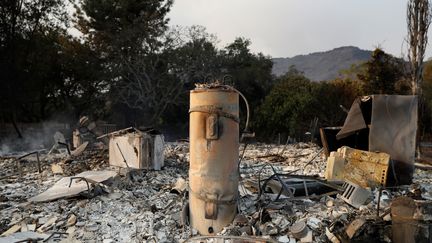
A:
108 192 123 200
51 164 64 174
157 231 166 240
359 205 369 212
233 214 249 226
383 214 391 221
307 217 321 230
326 227 340 243
38 218 48 225
27 224 36 232
171 177 187 194
37 216 57 233
20 222 28 232
66 226 76 235
0 195 8 202
75 221 85 227
54 220 64 228
260 222 278 235
86 223 98 232
278 235 290 243
66 214 77 227
239 225 252 235
300 230 313 243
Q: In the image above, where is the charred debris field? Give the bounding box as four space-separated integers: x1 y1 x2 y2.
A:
0 141 432 243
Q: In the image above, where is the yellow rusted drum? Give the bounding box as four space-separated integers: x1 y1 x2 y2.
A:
189 86 239 235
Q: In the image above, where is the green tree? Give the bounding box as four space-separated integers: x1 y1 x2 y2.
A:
76 0 172 57
75 0 174 126
222 38 273 109
160 30 274 131
254 67 315 139
0 0 72 125
357 48 408 94
420 60 432 136
310 78 364 126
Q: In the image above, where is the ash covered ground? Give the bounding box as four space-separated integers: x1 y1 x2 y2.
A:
1 142 431 242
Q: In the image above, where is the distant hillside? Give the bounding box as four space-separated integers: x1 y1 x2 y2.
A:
272 46 372 81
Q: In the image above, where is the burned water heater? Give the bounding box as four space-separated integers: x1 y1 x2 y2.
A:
189 84 240 235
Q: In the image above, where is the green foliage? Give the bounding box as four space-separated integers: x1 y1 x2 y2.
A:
161 31 273 130
254 67 364 140
310 78 364 126
421 60 432 136
423 60 432 106
74 0 176 125
77 0 173 56
0 0 273 132
222 38 273 109
0 0 71 122
356 48 408 94
254 68 315 138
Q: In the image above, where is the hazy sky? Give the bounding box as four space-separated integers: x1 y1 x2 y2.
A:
169 0 429 58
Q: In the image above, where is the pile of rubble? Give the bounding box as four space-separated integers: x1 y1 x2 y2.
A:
1 141 431 242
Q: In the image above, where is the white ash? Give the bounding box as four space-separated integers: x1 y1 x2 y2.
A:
0 142 431 242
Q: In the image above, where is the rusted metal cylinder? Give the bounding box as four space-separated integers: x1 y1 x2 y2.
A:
189 86 239 235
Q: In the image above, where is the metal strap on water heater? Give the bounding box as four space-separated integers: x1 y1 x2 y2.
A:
189 188 238 205
189 105 240 123
189 187 239 220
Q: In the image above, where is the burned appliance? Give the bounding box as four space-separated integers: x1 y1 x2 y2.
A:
322 95 418 185
106 127 164 170
189 84 240 235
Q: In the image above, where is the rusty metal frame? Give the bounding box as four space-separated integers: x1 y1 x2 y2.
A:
15 150 44 174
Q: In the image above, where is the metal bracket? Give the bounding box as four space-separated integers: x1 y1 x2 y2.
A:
206 114 219 140
204 201 218 220
68 176 105 198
